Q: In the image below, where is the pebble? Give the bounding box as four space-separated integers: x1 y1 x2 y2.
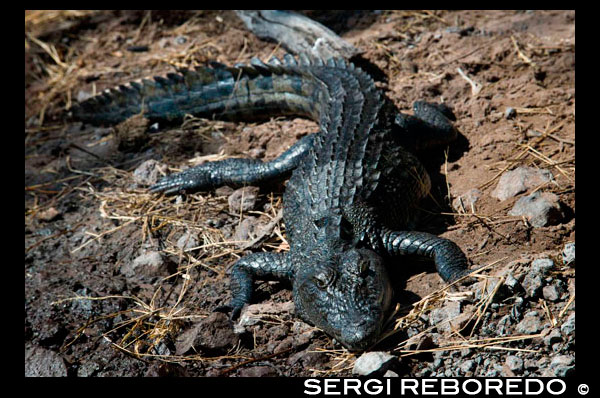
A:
25 346 68 377
491 166 553 201
460 359 476 374
562 242 575 265
521 272 544 298
228 186 260 213
429 301 461 332
549 354 575 377
132 159 165 186
543 328 562 346
531 258 554 275
176 231 199 251
452 188 482 213
37 207 61 222
505 355 524 373
542 285 560 302
505 107 517 119
560 312 575 336
122 251 168 277
508 191 564 227
238 366 278 377
352 352 397 376
515 313 543 334
238 301 295 327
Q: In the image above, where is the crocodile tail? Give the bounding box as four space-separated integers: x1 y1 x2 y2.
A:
69 55 324 125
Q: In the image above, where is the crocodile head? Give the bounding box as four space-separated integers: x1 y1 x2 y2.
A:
293 241 393 351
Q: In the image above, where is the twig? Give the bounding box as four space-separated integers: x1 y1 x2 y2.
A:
456 67 482 96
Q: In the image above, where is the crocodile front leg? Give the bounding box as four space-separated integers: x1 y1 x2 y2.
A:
221 251 294 319
343 202 471 283
379 229 470 282
150 133 315 194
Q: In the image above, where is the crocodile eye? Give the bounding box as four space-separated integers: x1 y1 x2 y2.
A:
314 269 334 289
359 259 369 275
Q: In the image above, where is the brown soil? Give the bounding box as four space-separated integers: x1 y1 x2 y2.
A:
25 10 575 377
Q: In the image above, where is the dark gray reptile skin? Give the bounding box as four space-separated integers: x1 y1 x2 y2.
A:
70 54 472 351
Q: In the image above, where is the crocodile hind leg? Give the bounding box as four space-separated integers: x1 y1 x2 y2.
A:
150 133 315 194
393 101 458 151
217 251 294 319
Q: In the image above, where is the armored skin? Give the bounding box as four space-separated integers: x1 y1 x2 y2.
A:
71 54 472 351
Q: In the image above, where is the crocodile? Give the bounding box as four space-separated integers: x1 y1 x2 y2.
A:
70 54 473 351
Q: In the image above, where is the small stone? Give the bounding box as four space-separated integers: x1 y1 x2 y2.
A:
521 273 544 298
238 366 278 377
460 360 475 374
25 346 68 377
429 301 461 332
531 258 554 275
133 159 166 186
234 216 259 243
352 352 397 376
37 207 61 222
238 301 295 327
508 191 564 227
516 313 543 334
505 355 523 373
543 328 562 346
491 167 553 201
505 107 516 119
560 312 575 336
122 251 169 277
542 285 560 302
452 188 482 213
562 242 575 265
549 355 575 377
176 231 199 251
175 35 188 45
383 370 399 377
228 186 260 213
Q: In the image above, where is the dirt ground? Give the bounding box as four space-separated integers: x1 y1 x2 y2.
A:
25 10 575 377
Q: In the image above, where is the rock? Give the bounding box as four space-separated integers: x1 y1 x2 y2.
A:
77 361 101 377
384 370 399 377
291 321 319 347
521 272 544 298
234 216 260 243
515 313 543 334
37 207 61 222
543 328 562 346
504 107 517 119
25 345 68 377
429 301 461 332
238 301 295 328
542 285 560 302
491 167 553 201
176 231 199 251
560 312 575 336
562 242 575 265
509 191 564 227
228 186 260 213
531 258 554 275
176 312 239 354
132 159 166 186
460 359 476 374
549 354 575 377
352 351 397 376
121 251 169 277
452 188 482 213
238 366 278 377
505 355 523 373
